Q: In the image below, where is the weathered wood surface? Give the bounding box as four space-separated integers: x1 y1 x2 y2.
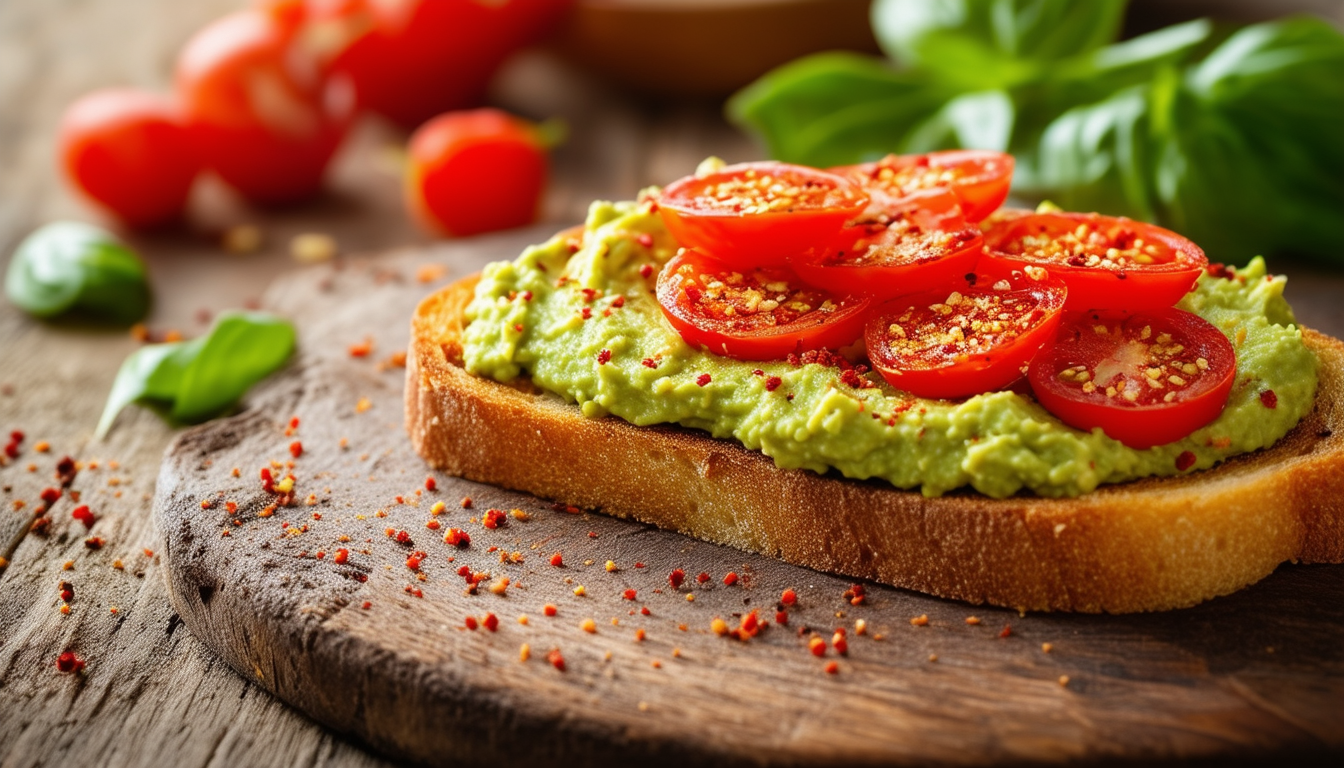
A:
148 240 1344 767
2 0 1344 767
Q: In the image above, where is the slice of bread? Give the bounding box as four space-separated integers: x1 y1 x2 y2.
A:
407 275 1344 613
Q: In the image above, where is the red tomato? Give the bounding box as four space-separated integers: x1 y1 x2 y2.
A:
656 250 870 361
1028 309 1235 449
329 0 572 130
791 189 983 299
657 162 869 268
982 212 1207 311
834 150 1014 223
176 8 355 205
405 109 547 237
865 266 1067 399
58 89 200 229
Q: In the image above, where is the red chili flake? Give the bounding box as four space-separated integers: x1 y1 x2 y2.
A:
260 467 275 493
781 588 798 606
315 551 326 560
696 373 711 387
659 570 682 591
426 519 441 530
722 572 739 586
580 307 592 320
334 548 349 565
550 553 563 567
640 606 651 616
55 455 77 486
3 442 17 459
640 357 659 369
999 624 1013 639
70 505 95 528
696 572 710 584
483 612 500 632
775 611 789 626
764 376 782 392
824 661 839 675
1205 263 1235 280
465 616 479 631
395 530 412 545
461 496 473 509
635 233 654 248
40 487 61 505
623 589 637 601
30 517 50 534
455 566 471 578
597 349 612 366
424 476 437 492
546 648 566 671
411 588 423 598
348 338 373 357
1260 390 1278 409
1175 451 1197 472
55 651 85 674
225 501 237 514
587 531 598 539
809 636 826 657
482 509 507 529
611 296 626 309
543 604 558 617
59 582 74 602
289 416 300 430
84 536 105 550
361 601 372 610
832 630 848 655
405 552 425 570
639 264 654 279
445 528 470 547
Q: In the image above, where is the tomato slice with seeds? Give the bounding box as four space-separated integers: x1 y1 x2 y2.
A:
865 265 1067 399
1028 308 1235 449
656 162 869 268
983 212 1207 311
792 189 984 300
655 249 870 361
833 150 1014 223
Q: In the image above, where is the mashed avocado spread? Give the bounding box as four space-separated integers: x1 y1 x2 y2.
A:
462 199 1318 498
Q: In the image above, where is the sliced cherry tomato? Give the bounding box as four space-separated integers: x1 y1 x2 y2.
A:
657 162 869 268
406 109 548 237
328 0 572 130
792 189 984 299
656 249 870 361
176 8 355 205
982 212 1207 311
834 150 1014 223
1028 308 1235 449
58 89 200 229
865 266 1067 399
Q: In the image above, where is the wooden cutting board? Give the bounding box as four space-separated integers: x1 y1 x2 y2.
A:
153 228 1344 766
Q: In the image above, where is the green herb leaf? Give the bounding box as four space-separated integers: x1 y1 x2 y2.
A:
96 311 295 438
5 222 151 324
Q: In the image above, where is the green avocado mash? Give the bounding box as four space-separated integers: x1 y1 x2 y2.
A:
462 199 1318 498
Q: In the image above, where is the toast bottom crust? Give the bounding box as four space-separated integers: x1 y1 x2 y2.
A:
407 276 1344 613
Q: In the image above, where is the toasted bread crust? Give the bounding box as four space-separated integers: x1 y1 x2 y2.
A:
407 275 1344 612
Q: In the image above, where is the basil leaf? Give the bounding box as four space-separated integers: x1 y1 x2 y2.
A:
871 0 1128 79
96 311 295 438
5 222 151 324
726 53 956 167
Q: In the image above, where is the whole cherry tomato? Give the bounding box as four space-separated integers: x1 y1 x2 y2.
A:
982 212 1207 311
176 7 355 205
329 0 573 130
405 108 548 237
657 162 869 268
1028 308 1235 449
58 89 200 229
656 249 870 361
865 264 1067 399
791 189 983 300
834 150 1014 224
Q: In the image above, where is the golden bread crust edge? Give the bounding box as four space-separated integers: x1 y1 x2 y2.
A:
406 275 1344 613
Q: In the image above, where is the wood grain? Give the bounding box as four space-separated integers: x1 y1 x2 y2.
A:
151 242 1344 766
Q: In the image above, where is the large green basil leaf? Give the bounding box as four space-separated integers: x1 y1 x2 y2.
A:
870 0 1128 83
5 222 151 324
96 311 295 438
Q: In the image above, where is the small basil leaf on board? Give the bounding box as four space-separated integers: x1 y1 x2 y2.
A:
96 311 295 438
5 221 151 324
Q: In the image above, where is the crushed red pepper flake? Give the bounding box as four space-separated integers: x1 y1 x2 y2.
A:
722 572 739 586
334 549 349 565
550 553 564 567
696 373 712 387
483 509 507 529
809 636 826 657
775 611 789 626
999 624 1013 638
824 661 839 675
597 349 612 365
40 487 61 505
71 505 95 528
832 630 848 655
55 651 85 674
781 588 797 606
465 616 478 631
623 589 637 601
546 648 566 671
444 528 470 547
695 572 710 584
1175 450 1197 472
289 441 303 458
1260 389 1278 409
424 476 437 491
910 614 930 626
84 536 105 550
483 613 499 632
543 604 558 617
